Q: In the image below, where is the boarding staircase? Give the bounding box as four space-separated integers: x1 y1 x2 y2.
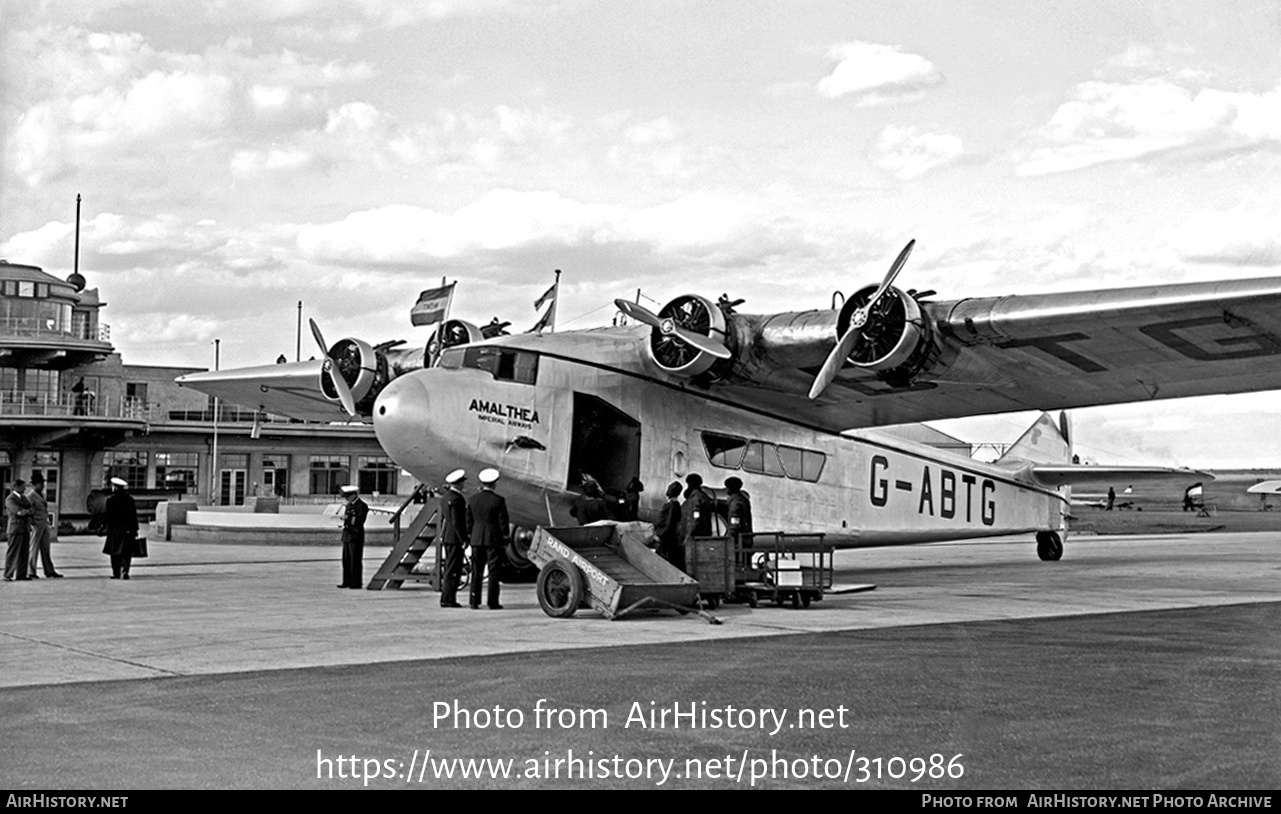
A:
366 485 441 590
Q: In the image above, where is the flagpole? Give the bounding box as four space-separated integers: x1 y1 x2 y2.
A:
550 269 561 332
432 277 450 366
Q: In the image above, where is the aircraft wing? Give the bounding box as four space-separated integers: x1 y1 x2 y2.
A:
1246 480 1281 495
1017 465 1212 488
175 360 357 423
702 276 1281 431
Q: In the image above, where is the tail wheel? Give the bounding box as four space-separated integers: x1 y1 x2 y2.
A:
1036 531 1064 561
536 560 585 618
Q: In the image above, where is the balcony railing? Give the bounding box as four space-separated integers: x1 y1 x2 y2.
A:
0 317 111 342
0 390 150 419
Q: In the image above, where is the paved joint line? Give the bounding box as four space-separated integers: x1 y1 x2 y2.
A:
0 629 186 678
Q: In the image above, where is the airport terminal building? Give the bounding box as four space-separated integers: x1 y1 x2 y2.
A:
0 259 411 530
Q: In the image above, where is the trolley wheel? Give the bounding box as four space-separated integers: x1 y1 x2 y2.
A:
791 592 801 610
747 589 759 609
536 559 584 618
801 593 812 608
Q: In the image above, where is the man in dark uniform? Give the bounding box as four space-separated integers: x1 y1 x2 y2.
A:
4 478 31 581
620 478 644 521
102 477 139 579
570 475 611 525
466 467 508 610
725 476 754 550
337 484 369 589
437 469 468 608
681 473 713 568
653 481 684 569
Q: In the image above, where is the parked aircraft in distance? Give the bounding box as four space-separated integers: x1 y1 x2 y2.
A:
178 240 1281 568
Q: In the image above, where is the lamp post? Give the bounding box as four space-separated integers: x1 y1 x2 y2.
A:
209 339 220 505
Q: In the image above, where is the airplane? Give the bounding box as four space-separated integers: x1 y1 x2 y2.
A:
177 239 1281 571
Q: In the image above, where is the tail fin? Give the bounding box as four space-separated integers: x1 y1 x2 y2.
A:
997 411 1073 465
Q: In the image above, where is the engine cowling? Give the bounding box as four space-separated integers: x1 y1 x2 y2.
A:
320 337 388 415
835 285 932 377
644 295 732 379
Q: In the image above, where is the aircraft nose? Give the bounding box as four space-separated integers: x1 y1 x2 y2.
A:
373 371 432 466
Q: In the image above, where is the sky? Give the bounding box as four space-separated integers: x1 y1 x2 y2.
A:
2 0 1280 468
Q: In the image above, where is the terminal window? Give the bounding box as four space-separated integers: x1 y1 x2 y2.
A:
358 455 398 496
155 452 199 494
309 455 350 495
103 451 149 489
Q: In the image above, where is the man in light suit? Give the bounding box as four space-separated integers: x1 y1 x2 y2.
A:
465 468 508 610
26 473 61 578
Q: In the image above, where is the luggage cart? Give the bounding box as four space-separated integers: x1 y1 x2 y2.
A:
527 524 720 623
735 532 832 609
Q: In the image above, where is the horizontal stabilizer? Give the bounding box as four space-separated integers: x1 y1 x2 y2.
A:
1026 465 1212 488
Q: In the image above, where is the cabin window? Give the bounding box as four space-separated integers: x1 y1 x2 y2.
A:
461 347 539 385
700 432 825 482
702 432 748 469
777 445 826 483
742 440 785 477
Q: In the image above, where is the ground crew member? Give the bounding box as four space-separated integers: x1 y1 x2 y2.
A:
653 481 684 569
438 469 468 608
570 475 611 525
681 473 713 568
466 468 508 610
725 476 753 550
620 477 644 521
26 473 61 578
337 484 368 589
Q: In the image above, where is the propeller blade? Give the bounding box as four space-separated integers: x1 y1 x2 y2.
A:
309 318 357 416
808 239 916 401
616 298 732 360
672 323 733 360
614 298 663 329
808 324 862 400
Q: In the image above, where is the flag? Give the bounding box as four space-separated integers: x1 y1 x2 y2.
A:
529 305 554 333
410 283 455 326
534 282 556 310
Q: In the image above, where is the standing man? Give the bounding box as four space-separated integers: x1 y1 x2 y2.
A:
4 478 31 582
570 475 610 525
653 481 684 569
102 477 139 579
26 473 61 578
681 473 713 568
466 468 508 610
725 476 754 551
337 484 368 589
437 469 468 608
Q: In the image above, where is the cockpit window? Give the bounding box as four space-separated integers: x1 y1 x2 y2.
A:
461 347 539 384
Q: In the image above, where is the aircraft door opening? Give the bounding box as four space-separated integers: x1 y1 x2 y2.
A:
567 393 641 497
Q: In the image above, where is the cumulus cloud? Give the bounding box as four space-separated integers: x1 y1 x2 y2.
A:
1169 208 1281 268
816 42 943 105
873 125 964 179
1015 78 1281 175
295 189 792 271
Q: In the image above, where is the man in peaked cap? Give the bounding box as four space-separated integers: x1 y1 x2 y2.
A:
465 468 508 610
437 469 468 608
103 477 139 580
337 484 368 589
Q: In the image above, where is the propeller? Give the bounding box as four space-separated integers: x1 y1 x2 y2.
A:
808 239 916 400
310 318 357 416
614 298 732 360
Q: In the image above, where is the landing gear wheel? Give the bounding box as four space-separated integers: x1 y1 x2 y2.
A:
1036 531 1064 562
536 560 585 618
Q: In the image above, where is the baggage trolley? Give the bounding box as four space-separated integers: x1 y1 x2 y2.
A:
527 523 720 623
